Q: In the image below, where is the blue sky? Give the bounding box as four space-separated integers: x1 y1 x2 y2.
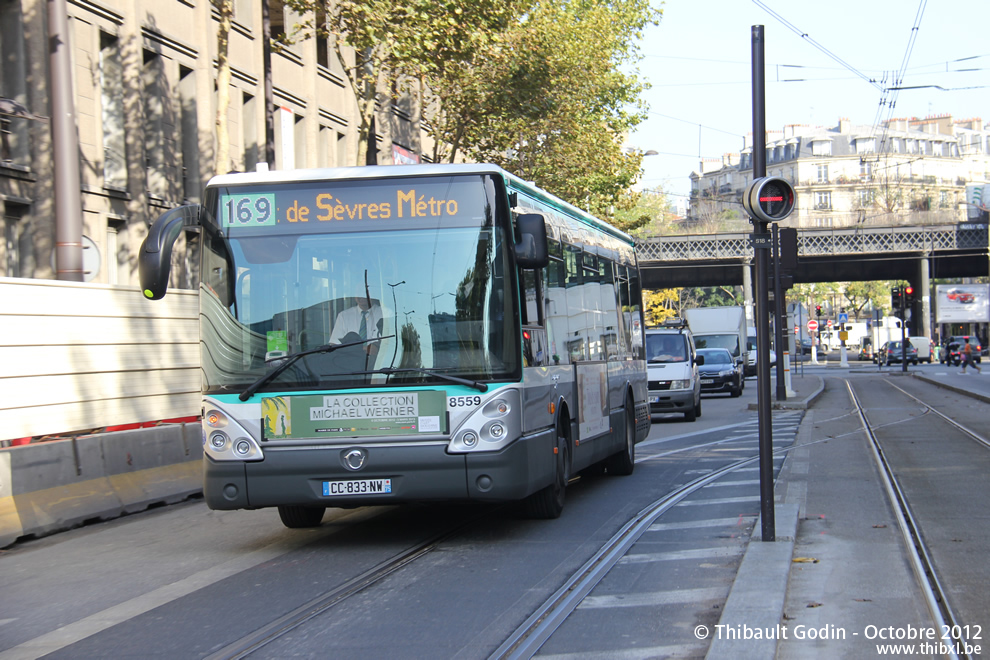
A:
628 0 990 202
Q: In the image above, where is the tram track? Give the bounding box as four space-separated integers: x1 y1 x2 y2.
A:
491 417 801 660
847 377 989 660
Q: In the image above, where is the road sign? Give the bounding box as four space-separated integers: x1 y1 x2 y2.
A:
794 325 799 335
827 319 834 328
838 312 848 324
807 319 819 332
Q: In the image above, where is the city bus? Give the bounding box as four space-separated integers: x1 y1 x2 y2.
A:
140 164 649 526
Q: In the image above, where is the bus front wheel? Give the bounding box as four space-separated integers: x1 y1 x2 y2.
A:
605 407 635 476
522 423 569 519
278 505 326 528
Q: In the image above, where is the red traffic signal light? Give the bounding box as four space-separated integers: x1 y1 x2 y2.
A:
743 177 797 223
904 286 915 307
815 305 822 317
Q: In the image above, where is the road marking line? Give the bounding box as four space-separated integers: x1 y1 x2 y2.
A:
619 546 744 564
649 516 757 531
578 586 726 609
677 496 761 506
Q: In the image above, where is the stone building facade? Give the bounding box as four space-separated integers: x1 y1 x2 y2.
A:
1 0 426 286
690 115 990 230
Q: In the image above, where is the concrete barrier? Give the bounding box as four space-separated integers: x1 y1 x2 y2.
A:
0 423 202 548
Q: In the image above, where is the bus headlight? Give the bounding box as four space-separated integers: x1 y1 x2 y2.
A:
447 389 522 454
209 432 228 450
202 408 264 461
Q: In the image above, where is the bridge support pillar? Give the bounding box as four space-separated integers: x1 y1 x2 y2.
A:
919 257 931 340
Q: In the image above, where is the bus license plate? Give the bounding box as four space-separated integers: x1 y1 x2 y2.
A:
323 478 392 497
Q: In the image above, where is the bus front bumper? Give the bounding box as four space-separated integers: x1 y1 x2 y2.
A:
204 428 555 510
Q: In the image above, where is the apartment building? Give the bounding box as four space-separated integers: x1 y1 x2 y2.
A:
690 115 990 230
1 0 427 286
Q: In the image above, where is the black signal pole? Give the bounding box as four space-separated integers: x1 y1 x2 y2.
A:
752 25 775 542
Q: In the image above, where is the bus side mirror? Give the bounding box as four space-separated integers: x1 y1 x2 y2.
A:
139 204 201 300
514 213 549 269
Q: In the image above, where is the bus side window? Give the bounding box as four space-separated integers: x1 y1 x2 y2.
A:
628 264 645 360
616 265 633 359
545 243 565 365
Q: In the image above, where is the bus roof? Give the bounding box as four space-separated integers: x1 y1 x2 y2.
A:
206 164 634 246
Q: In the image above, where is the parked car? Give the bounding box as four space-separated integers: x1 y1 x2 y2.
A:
941 336 982 365
696 347 744 397
646 319 703 422
879 340 919 366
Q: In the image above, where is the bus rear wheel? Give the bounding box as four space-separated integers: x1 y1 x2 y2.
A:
523 423 569 519
278 505 326 528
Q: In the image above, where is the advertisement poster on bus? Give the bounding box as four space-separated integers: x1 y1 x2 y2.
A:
261 391 447 440
935 284 990 324
576 363 609 440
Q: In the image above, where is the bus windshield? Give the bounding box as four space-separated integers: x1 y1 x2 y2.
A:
199 173 518 394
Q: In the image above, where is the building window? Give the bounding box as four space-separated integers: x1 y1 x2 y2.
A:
939 190 949 208
860 160 872 179
316 6 329 68
142 50 169 199
178 66 200 202
3 202 27 277
268 0 288 43
816 164 829 183
855 138 875 154
812 140 831 156
100 32 127 189
0 0 30 165
242 92 259 171
858 189 875 206
814 191 832 210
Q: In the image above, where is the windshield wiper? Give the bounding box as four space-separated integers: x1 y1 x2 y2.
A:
238 336 394 401
378 367 488 392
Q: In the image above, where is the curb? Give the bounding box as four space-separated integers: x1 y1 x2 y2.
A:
913 373 990 405
705 502 799 659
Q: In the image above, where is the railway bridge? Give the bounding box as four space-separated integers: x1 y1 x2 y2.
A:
635 223 989 336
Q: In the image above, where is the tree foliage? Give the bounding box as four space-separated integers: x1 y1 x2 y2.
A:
425 0 659 221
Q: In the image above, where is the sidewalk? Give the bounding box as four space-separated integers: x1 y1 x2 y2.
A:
708 369 942 659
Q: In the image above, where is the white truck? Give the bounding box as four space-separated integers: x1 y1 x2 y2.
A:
685 306 748 374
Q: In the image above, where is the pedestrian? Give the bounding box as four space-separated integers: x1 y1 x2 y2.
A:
961 337 981 374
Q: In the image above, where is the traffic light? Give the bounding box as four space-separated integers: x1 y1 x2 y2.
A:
904 285 915 307
815 305 822 317
742 177 797 223
891 287 902 310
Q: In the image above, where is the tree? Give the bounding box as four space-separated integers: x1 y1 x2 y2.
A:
281 0 523 165
213 0 234 174
621 188 673 238
424 0 660 222
643 288 682 326
843 281 891 319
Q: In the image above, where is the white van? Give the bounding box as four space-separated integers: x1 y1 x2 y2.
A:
645 319 703 422
909 336 933 363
